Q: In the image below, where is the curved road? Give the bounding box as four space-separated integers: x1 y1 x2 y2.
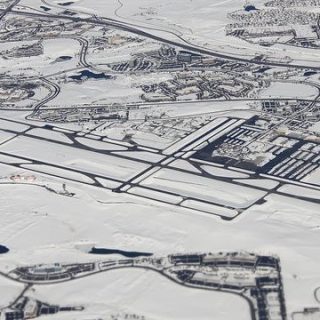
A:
0 264 257 320
4 7 320 71
31 77 60 114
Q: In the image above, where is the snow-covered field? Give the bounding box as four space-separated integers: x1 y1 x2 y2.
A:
139 168 267 208
0 135 150 181
0 276 24 309
258 82 318 100
0 179 319 317
1 0 320 319
47 76 144 106
29 268 250 320
17 0 320 68
0 38 80 77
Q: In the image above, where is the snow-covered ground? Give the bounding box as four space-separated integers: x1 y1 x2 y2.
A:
29 268 250 320
18 0 320 68
139 168 267 209
258 82 318 100
0 38 80 77
0 178 319 317
0 276 24 309
0 135 150 181
1 1 320 319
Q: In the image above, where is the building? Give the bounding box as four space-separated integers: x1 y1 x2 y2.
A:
177 51 202 63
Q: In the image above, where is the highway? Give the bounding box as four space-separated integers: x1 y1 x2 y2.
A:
2 7 320 71
0 0 20 21
0 2 319 217
0 4 316 320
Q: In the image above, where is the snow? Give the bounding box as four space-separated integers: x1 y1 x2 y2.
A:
0 276 24 309
235 178 280 189
278 184 320 200
0 173 318 315
29 0 320 69
131 131 173 150
0 38 80 77
182 119 243 152
163 117 229 155
310 122 320 134
302 168 320 186
201 165 250 179
0 136 150 181
0 181 319 315
1 0 320 318
128 186 183 205
29 268 250 320
27 128 73 144
0 130 16 145
259 82 318 99
0 119 29 132
169 159 202 173
95 177 123 189
0 154 31 164
140 168 267 209
113 151 165 163
21 164 95 184
181 200 238 218
76 137 128 151
47 76 143 106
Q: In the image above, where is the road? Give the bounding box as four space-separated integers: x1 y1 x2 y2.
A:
0 263 258 320
2 7 320 71
0 3 319 217
76 36 90 68
30 77 61 115
0 0 20 21
6 284 32 309
0 116 319 223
